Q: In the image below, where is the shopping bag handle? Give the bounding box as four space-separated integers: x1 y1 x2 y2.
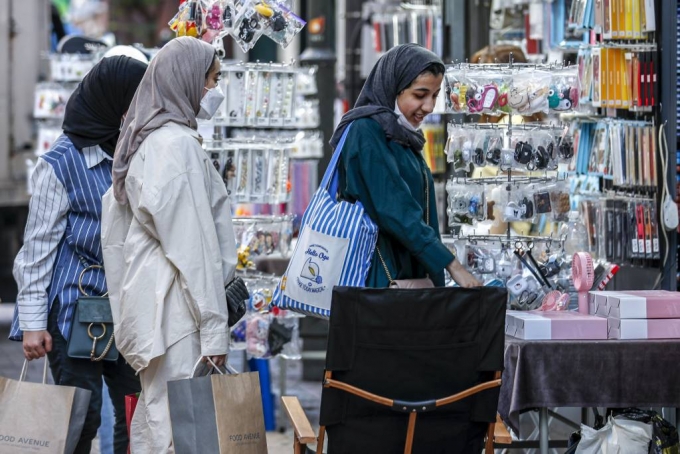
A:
320 122 354 199
20 358 49 384
190 356 238 378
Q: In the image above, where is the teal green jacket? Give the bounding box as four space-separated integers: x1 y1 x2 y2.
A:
337 118 454 288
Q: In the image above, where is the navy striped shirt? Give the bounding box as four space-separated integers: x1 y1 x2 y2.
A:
10 135 112 341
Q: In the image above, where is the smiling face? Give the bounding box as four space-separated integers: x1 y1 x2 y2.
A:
396 72 443 128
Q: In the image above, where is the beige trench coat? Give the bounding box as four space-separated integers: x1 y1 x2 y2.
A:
101 122 237 372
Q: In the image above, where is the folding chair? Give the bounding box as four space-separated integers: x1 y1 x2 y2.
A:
282 286 512 454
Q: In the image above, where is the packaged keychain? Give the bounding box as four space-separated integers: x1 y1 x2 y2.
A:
460 70 509 115
260 1 306 48
502 186 535 222
230 0 266 52
444 67 465 113
267 146 290 204
446 125 473 172
508 70 551 115
547 181 571 221
446 181 485 225
548 68 579 112
246 313 271 358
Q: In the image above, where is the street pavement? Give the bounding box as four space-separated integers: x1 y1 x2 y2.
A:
0 303 322 454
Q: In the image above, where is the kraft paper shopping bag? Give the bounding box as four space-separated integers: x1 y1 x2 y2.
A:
168 360 268 454
0 359 91 454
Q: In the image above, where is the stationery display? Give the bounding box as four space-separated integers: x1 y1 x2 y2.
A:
576 46 657 112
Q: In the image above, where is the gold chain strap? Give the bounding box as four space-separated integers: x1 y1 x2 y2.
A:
376 169 430 283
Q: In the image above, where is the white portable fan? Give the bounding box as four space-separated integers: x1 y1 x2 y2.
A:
572 252 594 314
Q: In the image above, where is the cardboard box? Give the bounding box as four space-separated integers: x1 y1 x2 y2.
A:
607 317 680 339
596 290 680 319
506 310 608 340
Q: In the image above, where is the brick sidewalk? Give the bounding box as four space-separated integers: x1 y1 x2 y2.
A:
0 303 321 454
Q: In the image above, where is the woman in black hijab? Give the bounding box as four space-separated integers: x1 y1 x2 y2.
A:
332 44 480 289
14 54 147 454
63 55 147 155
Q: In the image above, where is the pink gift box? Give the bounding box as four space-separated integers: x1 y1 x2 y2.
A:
594 290 680 319
607 317 680 339
506 310 608 340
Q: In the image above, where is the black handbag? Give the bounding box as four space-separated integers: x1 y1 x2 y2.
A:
67 264 118 362
225 277 249 327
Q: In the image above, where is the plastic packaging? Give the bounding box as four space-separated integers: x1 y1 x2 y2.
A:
563 211 589 256
508 70 551 115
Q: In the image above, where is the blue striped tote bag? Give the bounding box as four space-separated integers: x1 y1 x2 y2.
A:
272 123 378 318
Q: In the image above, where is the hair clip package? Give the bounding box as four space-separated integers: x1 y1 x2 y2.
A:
234 147 251 201
244 69 260 126
508 70 551 115
267 146 290 204
548 68 579 112
280 71 297 126
249 147 268 203
254 70 272 126
225 67 247 126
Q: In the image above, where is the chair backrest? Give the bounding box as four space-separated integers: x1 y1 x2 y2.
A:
319 286 507 453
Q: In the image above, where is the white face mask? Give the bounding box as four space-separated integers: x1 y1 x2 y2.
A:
394 101 418 131
197 85 225 120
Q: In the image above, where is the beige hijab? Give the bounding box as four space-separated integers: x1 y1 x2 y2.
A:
112 36 216 204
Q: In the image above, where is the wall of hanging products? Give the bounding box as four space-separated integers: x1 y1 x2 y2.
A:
203 137 291 205
213 62 320 128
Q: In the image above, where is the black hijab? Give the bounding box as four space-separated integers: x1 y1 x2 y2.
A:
330 44 444 153
62 55 147 156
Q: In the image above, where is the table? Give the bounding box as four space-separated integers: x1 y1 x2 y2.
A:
498 336 680 452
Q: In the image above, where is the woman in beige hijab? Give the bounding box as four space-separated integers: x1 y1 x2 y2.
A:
101 36 237 453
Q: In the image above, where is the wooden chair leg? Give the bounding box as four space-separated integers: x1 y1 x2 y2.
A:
404 412 417 454
316 425 326 454
293 438 305 454
485 420 495 453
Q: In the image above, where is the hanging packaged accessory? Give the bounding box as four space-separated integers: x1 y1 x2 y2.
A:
67 264 118 362
272 122 379 318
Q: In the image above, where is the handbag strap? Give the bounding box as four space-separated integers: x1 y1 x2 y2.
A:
376 168 430 283
320 122 354 200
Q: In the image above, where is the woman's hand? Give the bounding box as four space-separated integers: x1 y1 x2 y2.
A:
203 355 227 368
446 259 482 288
